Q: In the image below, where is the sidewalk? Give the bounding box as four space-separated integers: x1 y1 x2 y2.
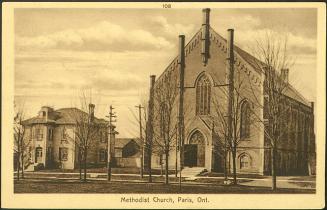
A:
16 171 316 182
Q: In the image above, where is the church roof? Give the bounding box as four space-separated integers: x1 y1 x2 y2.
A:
155 27 311 107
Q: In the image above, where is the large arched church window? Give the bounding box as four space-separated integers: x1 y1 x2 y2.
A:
240 100 251 138
196 74 211 115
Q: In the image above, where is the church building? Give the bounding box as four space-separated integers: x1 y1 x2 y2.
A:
147 8 316 176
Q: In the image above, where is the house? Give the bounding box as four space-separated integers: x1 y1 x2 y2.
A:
20 104 111 170
146 8 315 176
114 138 141 168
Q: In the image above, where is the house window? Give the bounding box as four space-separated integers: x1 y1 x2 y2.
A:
59 147 68 161
196 74 211 115
239 154 251 169
48 128 53 141
240 100 251 139
100 131 107 143
99 149 107 162
62 127 68 142
115 148 122 158
35 128 43 141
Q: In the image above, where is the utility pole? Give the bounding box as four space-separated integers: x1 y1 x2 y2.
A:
147 75 156 183
135 104 145 178
106 105 117 181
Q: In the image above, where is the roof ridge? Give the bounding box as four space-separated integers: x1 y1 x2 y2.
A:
154 28 202 86
209 27 311 107
154 26 311 107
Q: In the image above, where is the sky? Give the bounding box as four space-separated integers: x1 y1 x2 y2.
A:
14 8 317 138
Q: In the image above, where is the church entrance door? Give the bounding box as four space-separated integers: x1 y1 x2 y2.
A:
184 145 197 167
184 130 206 167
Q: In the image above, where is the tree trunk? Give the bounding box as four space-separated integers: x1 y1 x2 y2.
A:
165 151 169 184
175 146 178 178
16 153 20 181
148 148 152 183
79 149 82 181
83 149 87 182
21 153 24 179
271 147 277 190
224 147 228 181
140 147 144 178
232 149 237 185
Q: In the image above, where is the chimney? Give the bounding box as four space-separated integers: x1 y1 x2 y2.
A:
178 35 185 168
89 103 95 122
201 8 210 65
281 68 289 83
179 35 185 67
311 101 314 113
227 29 234 62
226 29 235 172
40 106 53 122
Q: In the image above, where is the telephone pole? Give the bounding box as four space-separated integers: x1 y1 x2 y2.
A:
106 105 117 181
135 104 145 178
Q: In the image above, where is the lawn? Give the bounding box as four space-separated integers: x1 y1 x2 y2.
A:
14 179 315 194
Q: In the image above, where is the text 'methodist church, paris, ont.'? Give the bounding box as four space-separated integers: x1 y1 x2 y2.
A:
21 8 315 176
145 8 315 176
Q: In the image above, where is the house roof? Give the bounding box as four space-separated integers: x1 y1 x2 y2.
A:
155 27 311 107
22 107 108 126
115 138 140 148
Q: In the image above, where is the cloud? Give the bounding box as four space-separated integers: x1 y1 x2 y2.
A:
148 16 196 39
232 29 316 57
213 14 261 33
16 21 174 52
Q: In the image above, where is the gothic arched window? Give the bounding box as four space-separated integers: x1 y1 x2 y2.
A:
196 74 211 115
240 100 251 138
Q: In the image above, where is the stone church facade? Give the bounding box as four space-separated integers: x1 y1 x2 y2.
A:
148 8 316 175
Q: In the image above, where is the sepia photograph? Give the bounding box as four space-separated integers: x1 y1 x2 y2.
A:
1 2 325 209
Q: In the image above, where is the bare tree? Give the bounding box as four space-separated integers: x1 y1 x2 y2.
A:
13 103 31 180
69 92 102 182
152 72 179 185
247 30 294 190
212 72 257 184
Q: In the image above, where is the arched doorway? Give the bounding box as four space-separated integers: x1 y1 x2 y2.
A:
184 130 205 167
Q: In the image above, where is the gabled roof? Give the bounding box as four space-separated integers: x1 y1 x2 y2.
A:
155 27 311 107
22 107 108 126
115 138 140 148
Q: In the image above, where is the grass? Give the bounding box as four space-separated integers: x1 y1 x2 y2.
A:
14 179 315 194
